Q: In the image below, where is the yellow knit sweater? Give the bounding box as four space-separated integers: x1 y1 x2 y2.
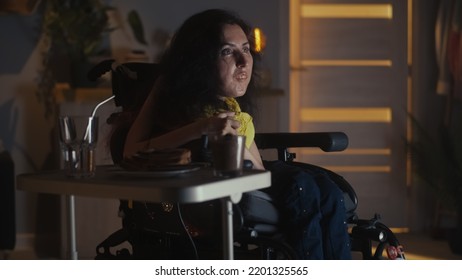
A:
204 97 254 148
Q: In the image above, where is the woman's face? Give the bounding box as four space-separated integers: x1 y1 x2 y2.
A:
218 24 253 98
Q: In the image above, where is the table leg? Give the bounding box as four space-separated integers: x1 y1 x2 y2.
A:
221 198 234 260
67 195 78 260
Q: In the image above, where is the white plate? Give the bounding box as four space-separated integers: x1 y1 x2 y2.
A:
108 164 202 178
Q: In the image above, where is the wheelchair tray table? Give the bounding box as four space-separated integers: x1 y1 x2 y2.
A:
16 165 272 260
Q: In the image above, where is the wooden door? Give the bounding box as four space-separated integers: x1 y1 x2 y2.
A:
289 0 411 228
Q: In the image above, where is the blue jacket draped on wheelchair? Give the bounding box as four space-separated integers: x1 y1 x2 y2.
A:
91 60 405 260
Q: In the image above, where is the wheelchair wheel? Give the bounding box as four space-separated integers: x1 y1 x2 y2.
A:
234 236 298 260
373 222 405 260
350 217 406 260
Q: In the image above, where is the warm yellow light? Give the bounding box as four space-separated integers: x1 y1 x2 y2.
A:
253 27 265 53
301 4 393 19
301 148 391 156
301 59 392 67
324 165 391 173
300 107 392 122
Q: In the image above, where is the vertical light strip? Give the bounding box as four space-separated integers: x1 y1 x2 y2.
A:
253 28 263 53
405 0 414 236
407 0 413 188
290 0 301 132
407 0 413 67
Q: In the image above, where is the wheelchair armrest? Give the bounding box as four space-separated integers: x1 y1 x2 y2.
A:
254 132 348 152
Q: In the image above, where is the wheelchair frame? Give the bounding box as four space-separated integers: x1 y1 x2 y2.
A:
91 60 405 260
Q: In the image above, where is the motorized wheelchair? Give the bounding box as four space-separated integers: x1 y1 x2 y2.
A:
89 60 405 260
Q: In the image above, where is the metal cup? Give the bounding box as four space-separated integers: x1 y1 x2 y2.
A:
209 134 246 177
58 116 98 178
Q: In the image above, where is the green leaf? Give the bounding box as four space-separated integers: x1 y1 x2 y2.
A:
128 10 147 45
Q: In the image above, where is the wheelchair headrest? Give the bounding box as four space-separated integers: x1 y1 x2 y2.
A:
88 60 161 111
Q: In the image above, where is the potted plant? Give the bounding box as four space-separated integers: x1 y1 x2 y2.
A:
36 0 114 118
407 99 462 254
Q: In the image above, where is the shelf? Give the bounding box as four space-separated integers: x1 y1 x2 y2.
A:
54 83 112 103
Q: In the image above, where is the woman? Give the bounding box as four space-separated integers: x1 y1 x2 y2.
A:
123 9 262 169
123 9 351 260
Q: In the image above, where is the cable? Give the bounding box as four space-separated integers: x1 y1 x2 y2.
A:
177 203 199 259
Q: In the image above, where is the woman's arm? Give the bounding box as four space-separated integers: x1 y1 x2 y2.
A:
245 141 265 170
124 114 241 159
123 83 241 158
123 82 158 157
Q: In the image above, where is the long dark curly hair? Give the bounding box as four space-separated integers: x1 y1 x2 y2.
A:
151 9 260 130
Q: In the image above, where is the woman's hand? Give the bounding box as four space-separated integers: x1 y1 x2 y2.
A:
200 111 240 136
